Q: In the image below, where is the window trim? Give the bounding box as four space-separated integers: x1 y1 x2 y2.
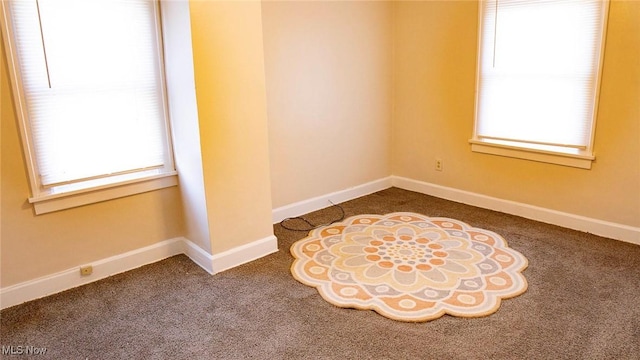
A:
29 172 178 215
469 140 594 169
469 0 610 169
1 0 177 214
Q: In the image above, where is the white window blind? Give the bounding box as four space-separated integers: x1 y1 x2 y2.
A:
474 0 607 154
5 0 172 188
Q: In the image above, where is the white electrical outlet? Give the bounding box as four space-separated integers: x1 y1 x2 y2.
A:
80 265 93 276
435 159 443 171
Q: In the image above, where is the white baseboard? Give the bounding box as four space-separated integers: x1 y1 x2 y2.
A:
0 238 184 310
211 235 279 273
4 175 635 311
272 177 393 223
182 239 215 275
0 235 279 310
392 176 640 245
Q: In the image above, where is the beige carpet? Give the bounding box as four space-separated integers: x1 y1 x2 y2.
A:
291 212 528 321
2 188 639 359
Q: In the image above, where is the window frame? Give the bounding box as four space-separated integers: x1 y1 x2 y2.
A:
1 0 178 214
469 0 610 170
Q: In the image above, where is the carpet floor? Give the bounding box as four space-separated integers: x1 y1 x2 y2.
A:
1 188 639 359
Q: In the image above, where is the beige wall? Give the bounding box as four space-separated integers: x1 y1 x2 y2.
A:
189 0 275 253
1 0 277 288
392 0 640 227
161 1 211 253
1 39 185 287
2 0 637 290
262 1 393 208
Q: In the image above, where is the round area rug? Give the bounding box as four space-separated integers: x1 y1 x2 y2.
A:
290 212 528 322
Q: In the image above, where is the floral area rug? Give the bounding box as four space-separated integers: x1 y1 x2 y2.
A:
290 212 528 322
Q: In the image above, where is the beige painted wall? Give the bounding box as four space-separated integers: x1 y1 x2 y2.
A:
189 0 275 253
392 0 640 227
1 0 277 288
2 0 636 291
262 1 393 208
0 40 185 287
161 1 211 253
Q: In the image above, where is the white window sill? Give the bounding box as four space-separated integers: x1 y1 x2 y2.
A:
469 139 595 169
29 172 178 215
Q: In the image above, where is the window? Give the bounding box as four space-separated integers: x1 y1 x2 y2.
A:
1 0 176 214
470 0 609 169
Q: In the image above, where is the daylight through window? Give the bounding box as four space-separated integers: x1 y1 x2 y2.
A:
1 0 176 212
471 0 609 169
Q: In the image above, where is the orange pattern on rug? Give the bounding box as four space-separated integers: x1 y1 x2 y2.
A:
290 212 528 322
